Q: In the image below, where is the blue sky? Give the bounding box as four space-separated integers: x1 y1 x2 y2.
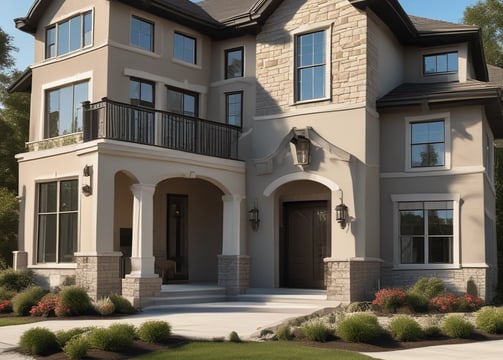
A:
1 0 482 72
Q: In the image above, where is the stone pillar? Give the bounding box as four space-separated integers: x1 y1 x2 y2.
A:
75 252 122 300
219 195 249 294
122 184 161 308
12 251 28 270
325 258 381 303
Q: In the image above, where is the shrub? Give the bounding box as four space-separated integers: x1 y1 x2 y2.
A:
0 269 35 292
93 297 115 316
0 299 12 313
87 324 135 352
388 315 422 341
458 294 484 312
63 336 89 360
430 293 459 313
276 325 293 340
137 320 172 344
409 277 445 300
0 286 16 301
30 293 60 317
336 313 383 343
109 294 136 314
19 327 60 356
423 325 442 338
56 328 92 348
11 286 46 316
475 307 503 334
442 315 473 338
372 288 407 313
406 292 430 313
59 286 92 316
229 331 241 343
302 320 333 342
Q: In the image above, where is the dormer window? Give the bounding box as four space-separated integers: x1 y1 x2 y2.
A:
45 11 92 59
423 52 458 75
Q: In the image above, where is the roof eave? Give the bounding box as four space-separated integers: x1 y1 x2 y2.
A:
7 67 32 94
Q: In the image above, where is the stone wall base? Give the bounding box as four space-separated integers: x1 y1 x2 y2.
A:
325 259 381 303
122 276 162 308
218 255 250 295
381 265 495 301
75 253 122 300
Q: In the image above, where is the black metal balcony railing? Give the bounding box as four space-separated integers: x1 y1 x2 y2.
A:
82 98 240 160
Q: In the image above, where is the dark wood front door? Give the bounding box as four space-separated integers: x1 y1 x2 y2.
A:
167 194 188 281
281 201 330 289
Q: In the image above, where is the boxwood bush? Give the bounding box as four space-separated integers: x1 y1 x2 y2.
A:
442 315 473 339
87 324 135 351
59 286 92 316
408 277 445 300
63 336 89 360
302 320 333 342
137 320 172 344
388 315 422 341
0 269 35 292
109 294 136 314
475 307 503 334
11 286 46 316
336 313 383 343
19 327 60 356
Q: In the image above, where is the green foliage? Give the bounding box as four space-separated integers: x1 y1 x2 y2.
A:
87 324 135 352
406 292 430 313
59 286 92 316
302 320 333 342
475 307 503 334
0 268 34 292
56 328 92 348
137 321 172 344
442 315 474 339
408 277 445 300
11 286 46 316
63 336 89 360
336 313 383 343
276 325 293 340
19 327 60 356
372 288 407 313
0 286 16 300
388 315 422 341
109 294 136 314
228 331 241 343
0 190 19 267
93 297 115 316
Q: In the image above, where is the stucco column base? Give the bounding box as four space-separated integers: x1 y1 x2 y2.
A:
121 276 162 309
12 251 28 270
218 255 250 295
75 252 122 300
325 259 381 303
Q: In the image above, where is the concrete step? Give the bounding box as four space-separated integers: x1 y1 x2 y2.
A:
144 284 227 309
235 288 339 306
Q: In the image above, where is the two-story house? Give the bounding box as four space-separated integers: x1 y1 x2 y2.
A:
9 0 501 307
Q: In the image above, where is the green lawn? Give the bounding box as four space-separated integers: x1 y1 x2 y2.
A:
135 342 376 360
0 317 37 327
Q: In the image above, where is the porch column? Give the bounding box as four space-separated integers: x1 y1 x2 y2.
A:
128 183 156 277
122 183 161 308
219 195 250 295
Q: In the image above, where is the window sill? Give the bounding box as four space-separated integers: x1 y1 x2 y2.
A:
406 165 449 173
30 263 77 269
393 264 460 271
291 97 331 106
171 57 202 70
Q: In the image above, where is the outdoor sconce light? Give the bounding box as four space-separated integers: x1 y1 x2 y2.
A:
248 205 260 232
290 135 311 165
335 202 348 229
82 165 92 196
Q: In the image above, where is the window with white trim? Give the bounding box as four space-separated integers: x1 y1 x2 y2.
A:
37 180 78 263
295 30 327 102
406 114 450 171
45 11 92 59
392 194 459 269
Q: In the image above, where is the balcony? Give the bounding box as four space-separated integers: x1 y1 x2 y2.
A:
83 98 240 160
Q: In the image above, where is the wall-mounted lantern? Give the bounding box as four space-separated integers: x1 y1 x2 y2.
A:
248 204 260 232
335 189 348 229
290 135 311 165
82 165 92 196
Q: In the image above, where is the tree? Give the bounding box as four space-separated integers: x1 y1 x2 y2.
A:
463 0 503 67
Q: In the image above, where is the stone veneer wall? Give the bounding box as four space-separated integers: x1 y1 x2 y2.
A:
255 0 367 116
380 265 495 301
122 277 162 308
218 255 250 295
76 254 122 300
325 259 381 303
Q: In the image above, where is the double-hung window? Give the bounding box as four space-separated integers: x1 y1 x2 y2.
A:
37 180 78 263
46 81 89 138
131 16 154 52
45 11 92 59
424 52 458 75
392 194 459 269
295 30 326 102
406 113 450 171
226 91 243 127
174 32 196 64
225 47 244 79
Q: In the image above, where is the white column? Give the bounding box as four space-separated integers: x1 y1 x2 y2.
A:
127 184 157 278
222 195 245 255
